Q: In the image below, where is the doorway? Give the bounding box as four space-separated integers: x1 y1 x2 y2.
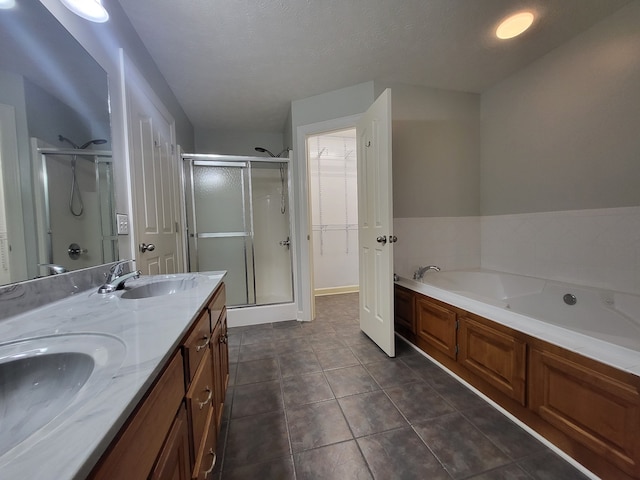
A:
307 128 359 307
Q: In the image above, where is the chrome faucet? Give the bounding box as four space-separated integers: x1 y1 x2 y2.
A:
413 265 441 280
98 260 141 294
40 264 68 275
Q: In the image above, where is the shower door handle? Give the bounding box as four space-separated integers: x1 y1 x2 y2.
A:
279 237 291 250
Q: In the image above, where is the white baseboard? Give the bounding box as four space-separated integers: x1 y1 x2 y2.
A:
314 285 359 297
227 302 298 328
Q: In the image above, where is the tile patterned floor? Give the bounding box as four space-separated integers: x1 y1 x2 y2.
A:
214 293 590 480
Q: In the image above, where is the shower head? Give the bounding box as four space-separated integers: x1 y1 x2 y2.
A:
58 135 107 149
255 146 290 158
79 138 107 149
255 147 275 157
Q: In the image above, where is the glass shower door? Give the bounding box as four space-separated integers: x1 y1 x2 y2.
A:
186 156 294 308
191 162 253 306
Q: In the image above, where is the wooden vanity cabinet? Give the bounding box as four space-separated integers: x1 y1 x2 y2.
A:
394 285 416 342
149 406 191 480
88 283 227 480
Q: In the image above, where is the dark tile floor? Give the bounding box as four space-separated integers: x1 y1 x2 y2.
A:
214 293 591 480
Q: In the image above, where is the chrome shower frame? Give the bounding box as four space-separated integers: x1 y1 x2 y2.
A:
182 153 295 308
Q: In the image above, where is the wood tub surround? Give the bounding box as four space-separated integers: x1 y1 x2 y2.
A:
394 284 640 480
90 283 228 480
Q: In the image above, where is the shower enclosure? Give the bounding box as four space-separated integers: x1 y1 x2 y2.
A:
183 154 294 307
32 138 117 275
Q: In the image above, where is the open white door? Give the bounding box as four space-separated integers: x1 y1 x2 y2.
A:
357 89 395 357
125 56 181 275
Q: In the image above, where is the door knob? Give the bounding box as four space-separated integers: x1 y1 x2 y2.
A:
376 235 387 245
279 237 291 250
139 243 155 253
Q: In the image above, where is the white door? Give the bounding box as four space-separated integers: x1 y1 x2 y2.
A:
127 78 181 275
357 89 395 357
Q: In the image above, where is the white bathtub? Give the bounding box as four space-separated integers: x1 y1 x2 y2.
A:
397 270 640 371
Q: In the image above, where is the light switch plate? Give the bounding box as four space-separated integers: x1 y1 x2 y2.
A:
116 213 129 235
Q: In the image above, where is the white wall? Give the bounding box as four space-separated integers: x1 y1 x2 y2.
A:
479 2 640 294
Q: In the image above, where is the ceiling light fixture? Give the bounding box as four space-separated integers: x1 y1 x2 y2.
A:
496 11 534 39
0 0 16 9
60 0 109 23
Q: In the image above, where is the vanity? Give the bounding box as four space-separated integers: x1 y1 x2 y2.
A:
0 271 227 479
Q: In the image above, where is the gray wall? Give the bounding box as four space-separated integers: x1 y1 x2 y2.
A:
481 2 640 215
194 129 284 156
378 83 480 218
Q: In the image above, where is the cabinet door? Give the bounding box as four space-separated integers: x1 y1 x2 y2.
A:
529 347 640 477
394 285 415 341
458 315 526 405
415 295 457 360
211 319 224 432
150 406 191 480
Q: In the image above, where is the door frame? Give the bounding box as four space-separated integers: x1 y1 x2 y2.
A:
295 114 361 322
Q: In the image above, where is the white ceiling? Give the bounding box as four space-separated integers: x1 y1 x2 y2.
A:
116 0 632 133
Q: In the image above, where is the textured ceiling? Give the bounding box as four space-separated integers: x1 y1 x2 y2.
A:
116 0 632 132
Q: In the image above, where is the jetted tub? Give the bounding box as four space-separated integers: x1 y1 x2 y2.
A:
397 270 640 371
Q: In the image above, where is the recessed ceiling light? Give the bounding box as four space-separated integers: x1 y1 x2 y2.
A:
0 0 16 9
60 0 109 23
496 12 534 39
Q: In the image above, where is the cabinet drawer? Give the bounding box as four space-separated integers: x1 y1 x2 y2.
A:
186 349 214 453
184 309 211 385
192 407 217 480
209 283 226 329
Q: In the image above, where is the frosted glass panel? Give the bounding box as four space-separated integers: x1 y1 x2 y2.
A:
197 237 249 306
252 163 293 304
193 165 247 233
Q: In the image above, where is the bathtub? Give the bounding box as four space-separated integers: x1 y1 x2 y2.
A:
396 269 640 373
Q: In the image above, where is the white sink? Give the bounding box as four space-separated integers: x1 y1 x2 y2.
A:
0 334 125 457
120 278 198 300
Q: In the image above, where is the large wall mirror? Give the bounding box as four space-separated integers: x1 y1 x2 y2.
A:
0 0 116 286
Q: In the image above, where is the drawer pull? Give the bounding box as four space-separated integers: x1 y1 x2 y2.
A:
196 335 210 351
198 386 212 409
204 450 217 475
219 333 228 345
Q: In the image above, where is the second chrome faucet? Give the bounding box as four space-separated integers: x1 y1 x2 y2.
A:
413 265 441 280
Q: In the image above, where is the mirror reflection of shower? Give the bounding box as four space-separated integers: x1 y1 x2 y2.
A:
58 135 107 217
32 137 117 276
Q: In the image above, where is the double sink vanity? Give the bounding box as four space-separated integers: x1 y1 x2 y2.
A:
0 270 228 479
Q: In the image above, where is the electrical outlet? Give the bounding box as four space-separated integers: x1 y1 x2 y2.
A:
116 213 129 235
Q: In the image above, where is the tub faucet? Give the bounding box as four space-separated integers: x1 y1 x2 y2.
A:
98 260 141 294
413 265 441 280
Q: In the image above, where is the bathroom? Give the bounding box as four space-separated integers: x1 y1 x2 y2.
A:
0 0 639 478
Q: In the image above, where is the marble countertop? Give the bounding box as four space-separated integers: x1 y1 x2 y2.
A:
0 271 225 479
396 277 640 377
